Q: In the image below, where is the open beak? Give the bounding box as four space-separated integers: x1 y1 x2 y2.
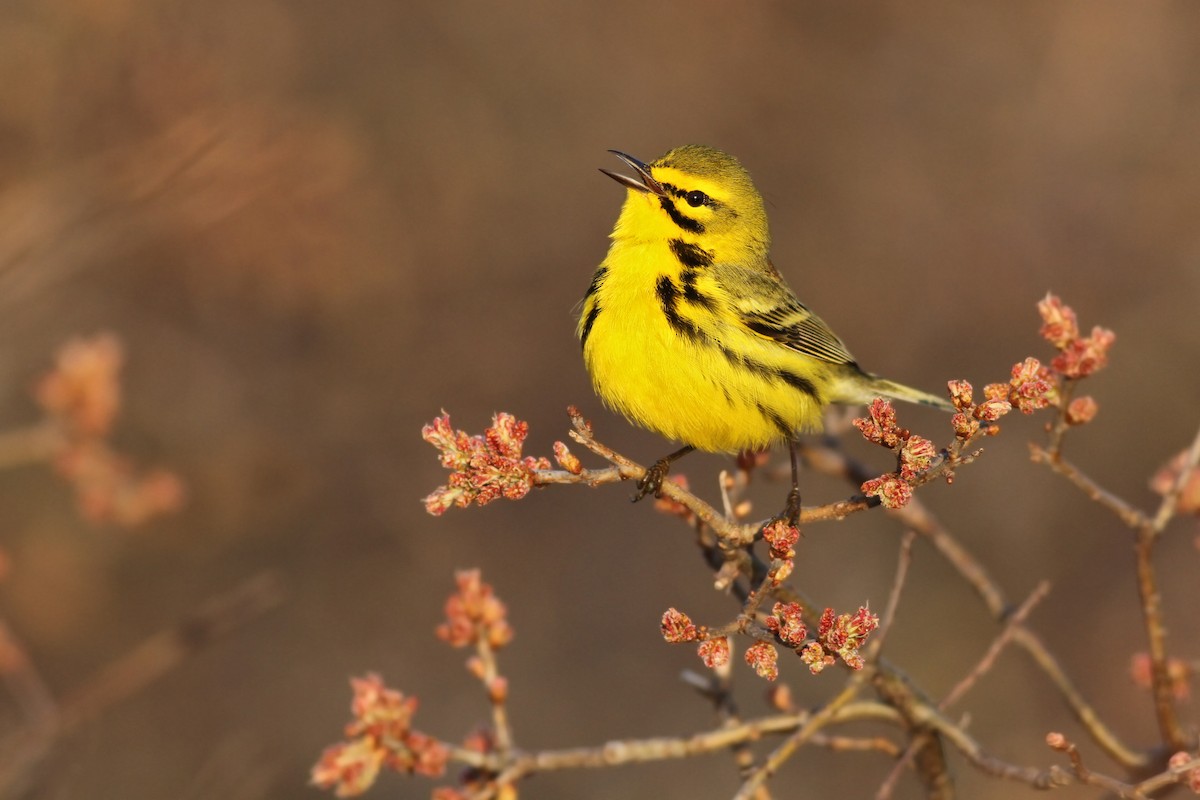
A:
600 150 666 197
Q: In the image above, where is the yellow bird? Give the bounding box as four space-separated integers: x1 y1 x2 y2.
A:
578 145 951 520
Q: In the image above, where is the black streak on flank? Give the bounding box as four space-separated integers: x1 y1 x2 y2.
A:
583 267 608 300
658 197 705 234
579 304 601 349
717 344 821 402
579 267 607 349
774 368 820 398
656 275 704 342
669 239 714 269
757 402 794 439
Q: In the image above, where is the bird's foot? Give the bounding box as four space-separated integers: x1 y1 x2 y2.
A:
763 486 801 530
632 457 674 502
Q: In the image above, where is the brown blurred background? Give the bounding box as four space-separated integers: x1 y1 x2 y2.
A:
1 1 1198 798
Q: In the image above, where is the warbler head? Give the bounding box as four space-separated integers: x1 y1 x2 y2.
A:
601 145 770 262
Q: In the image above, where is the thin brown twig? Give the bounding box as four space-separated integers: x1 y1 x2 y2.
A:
1035 419 1200 753
798 437 1144 769
0 619 57 732
1046 734 1150 799
464 700 903 777
1134 755 1200 796
940 580 1051 709
732 682 864 800
1149 422 1200 534
876 580 1052 799
474 636 513 759
866 531 916 663
565 409 877 547
686 664 773 800
1028 445 1147 530
0 572 285 795
0 422 63 471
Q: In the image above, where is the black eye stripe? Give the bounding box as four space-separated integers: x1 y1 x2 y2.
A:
658 182 716 209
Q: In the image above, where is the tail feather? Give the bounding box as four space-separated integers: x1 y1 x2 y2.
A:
860 377 954 412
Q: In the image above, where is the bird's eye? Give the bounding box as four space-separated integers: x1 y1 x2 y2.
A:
685 190 709 208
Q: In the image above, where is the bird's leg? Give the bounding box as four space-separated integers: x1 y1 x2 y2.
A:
765 440 802 528
633 445 695 502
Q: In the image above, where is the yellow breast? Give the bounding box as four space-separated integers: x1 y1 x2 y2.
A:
578 240 829 452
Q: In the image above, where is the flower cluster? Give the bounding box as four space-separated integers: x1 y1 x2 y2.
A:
1150 449 1200 517
1130 652 1192 701
761 518 800 582
945 378 1011 440
660 607 698 643
436 569 514 652
808 606 879 672
985 357 1056 415
664 603 878 680
311 674 449 797
1167 751 1200 794
745 641 779 681
1038 293 1116 379
34 333 185 527
422 412 551 515
698 636 730 668
764 601 806 647
854 399 936 509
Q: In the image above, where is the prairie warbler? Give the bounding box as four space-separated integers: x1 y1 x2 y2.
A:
578 145 951 519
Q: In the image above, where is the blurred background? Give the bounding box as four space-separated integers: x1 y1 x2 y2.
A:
1 1 1198 798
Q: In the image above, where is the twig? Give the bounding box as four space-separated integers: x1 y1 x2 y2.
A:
0 619 57 732
799 437 1143 768
1045 733 1150 799
465 700 903 778
732 682 863 800
876 580 1052 799
1028 445 1146 530
0 572 285 795
940 581 1050 709
686 664 772 800
1135 755 1200 796
1149 422 1200 534
1035 419 1200 752
564 409 876 547
0 423 63 470
474 635 514 759
866 531 916 663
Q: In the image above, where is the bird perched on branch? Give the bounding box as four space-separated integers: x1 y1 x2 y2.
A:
578 145 950 521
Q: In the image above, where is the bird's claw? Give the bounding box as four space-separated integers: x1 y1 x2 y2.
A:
632 458 673 502
764 487 802 530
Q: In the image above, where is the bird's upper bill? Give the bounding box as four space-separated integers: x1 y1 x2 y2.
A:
600 150 666 197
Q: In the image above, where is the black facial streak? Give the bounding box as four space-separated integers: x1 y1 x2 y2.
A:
659 197 705 234
669 239 714 269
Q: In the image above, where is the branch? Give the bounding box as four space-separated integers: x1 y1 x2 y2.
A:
799 437 1145 769
468 701 902 779
0 572 284 795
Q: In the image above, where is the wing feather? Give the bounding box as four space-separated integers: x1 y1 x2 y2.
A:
720 261 858 366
